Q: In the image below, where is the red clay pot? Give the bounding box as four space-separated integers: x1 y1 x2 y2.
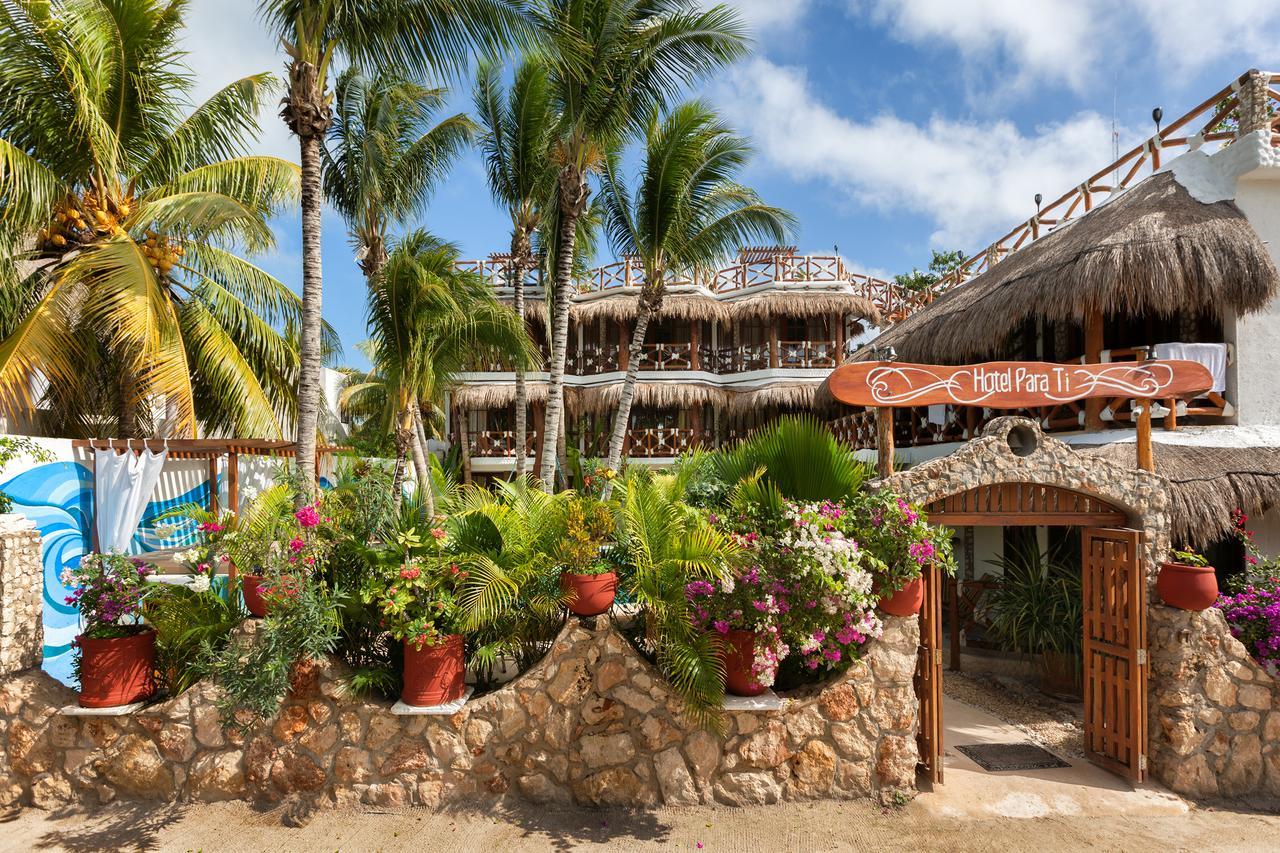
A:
561 571 618 617
723 629 768 697
1157 561 1219 611
402 634 466 707
879 577 925 617
77 630 156 708
241 574 298 617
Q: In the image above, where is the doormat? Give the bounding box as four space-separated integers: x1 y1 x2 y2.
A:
955 742 1071 772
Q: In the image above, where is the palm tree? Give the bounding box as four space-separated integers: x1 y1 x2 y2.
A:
533 0 749 487
598 102 793 494
258 0 532 503
474 57 557 479
0 0 302 438
341 231 536 514
324 68 475 286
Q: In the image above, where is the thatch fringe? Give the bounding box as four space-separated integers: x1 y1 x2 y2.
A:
496 297 548 326
571 292 730 324
566 287 881 326
725 290 882 326
1077 442 1280 547
450 379 837 416
725 381 828 414
570 382 727 414
862 171 1280 363
450 382 548 410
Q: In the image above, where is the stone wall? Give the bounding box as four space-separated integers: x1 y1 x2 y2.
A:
0 515 42 678
1149 603 1280 801
0 616 920 810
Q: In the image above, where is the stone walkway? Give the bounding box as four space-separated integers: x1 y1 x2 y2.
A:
3 797 1277 852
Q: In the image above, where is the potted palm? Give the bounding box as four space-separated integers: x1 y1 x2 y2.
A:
558 496 618 617
372 556 467 707
1157 547 1219 611
65 553 159 708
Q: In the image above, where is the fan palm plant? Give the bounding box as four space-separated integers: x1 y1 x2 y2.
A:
533 0 749 486
0 0 304 438
598 102 793 494
615 467 738 728
708 415 873 504
340 231 537 514
474 57 558 479
258 0 533 502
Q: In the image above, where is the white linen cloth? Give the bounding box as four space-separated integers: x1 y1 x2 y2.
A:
95 446 168 553
1152 342 1227 393
927 404 948 426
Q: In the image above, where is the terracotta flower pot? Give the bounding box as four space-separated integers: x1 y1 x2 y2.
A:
402 634 466 707
1157 561 1218 611
723 629 768 697
561 571 618 617
241 574 298 617
77 630 156 708
879 576 925 617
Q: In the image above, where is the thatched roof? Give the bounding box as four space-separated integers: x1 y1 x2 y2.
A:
450 379 838 416
861 171 1280 363
725 290 881 326
451 382 548 410
1077 442 1280 546
725 381 832 414
571 382 726 414
496 297 548 326
570 292 730 324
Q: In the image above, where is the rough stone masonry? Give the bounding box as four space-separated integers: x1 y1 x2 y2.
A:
0 611 921 810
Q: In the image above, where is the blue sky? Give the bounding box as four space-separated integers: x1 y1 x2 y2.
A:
181 1 1280 368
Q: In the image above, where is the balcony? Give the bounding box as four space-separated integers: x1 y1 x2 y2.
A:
779 340 837 369
636 343 693 371
470 430 538 458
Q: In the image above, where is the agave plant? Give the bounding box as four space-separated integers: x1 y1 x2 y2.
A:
615 467 738 728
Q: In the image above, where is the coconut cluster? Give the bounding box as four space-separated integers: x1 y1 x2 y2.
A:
37 191 131 252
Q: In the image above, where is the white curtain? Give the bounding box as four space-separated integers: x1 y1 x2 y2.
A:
95 447 169 553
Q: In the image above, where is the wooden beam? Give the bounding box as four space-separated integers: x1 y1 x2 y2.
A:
1084 308 1105 431
226 452 239 516
926 510 1128 527
768 319 780 369
876 407 894 478
948 574 961 673
1137 398 1155 472
617 320 629 371
207 455 219 515
689 321 701 371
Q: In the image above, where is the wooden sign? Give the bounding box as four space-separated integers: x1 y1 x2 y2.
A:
829 360 1214 409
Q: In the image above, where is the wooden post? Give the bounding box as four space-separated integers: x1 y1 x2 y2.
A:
948 573 961 672
834 316 845 366
207 455 219 515
689 405 704 448
532 403 546 475
617 320 629 371
1163 397 1178 431
1137 399 1155 472
1084 308 1105 431
690 321 701 371
876 407 894 478
768 318 780 369
227 451 239 516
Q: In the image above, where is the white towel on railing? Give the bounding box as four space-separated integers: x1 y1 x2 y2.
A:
1153 342 1227 393
927 404 948 426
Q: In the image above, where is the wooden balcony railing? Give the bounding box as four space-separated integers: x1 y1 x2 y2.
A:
779 340 837 369
471 430 537 458
572 342 622 375
636 342 693 371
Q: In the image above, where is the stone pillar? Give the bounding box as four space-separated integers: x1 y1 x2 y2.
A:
0 514 43 676
1237 68 1271 136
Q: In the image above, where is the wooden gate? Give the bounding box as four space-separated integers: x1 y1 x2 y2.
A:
915 563 944 783
1082 527 1147 781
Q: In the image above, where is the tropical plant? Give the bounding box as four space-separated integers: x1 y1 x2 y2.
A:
556 494 613 574
534 0 749 485
849 488 955 596
699 415 874 504
62 552 157 639
145 582 245 695
598 102 793 493
0 436 54 513
986 538 1082 660
198 577 340 728
0 0 305 438
614 468 738 728
341 232 537 512
258 0 532 503
156 481 295 573
447 477 569 685
474 56 558 479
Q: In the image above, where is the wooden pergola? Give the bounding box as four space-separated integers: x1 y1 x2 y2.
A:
72 438 351 524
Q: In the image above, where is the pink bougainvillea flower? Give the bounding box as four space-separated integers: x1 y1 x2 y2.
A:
294 505 321 528
288 537 305 553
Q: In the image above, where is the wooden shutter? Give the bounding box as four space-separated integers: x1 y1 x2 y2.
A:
1082 527 1147 781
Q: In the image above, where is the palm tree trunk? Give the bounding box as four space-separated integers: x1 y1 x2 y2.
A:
458 405 473 485
409 407 435 519
293 129 325 505
601 307 653 499
512 258 529 480
539 168 589 487
391 421 409 511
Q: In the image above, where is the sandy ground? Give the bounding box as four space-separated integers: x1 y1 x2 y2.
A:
3 797 1278 852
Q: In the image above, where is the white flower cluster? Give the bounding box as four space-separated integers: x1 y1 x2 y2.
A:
779 502 876 606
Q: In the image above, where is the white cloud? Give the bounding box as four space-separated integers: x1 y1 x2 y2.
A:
717 58 1119 247
725 0 813 31
1131 0 1280 74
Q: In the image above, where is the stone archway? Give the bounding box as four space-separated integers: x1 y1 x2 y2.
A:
882 416 1171 782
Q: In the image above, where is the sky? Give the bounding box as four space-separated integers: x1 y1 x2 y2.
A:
180 0 1280 368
